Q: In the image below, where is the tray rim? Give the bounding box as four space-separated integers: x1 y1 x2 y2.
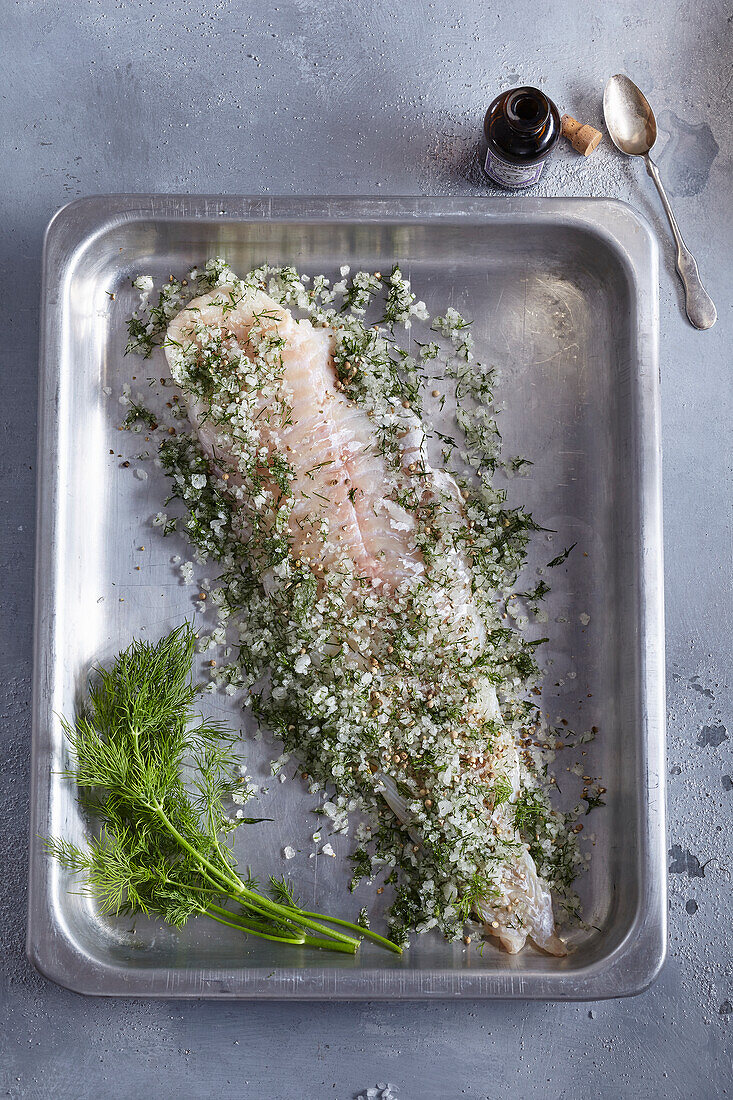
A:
28 194 665 1000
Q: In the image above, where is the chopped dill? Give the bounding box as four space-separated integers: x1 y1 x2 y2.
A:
119 260 595 949
516 580 551 604
123 402 159 431
546 543 577 568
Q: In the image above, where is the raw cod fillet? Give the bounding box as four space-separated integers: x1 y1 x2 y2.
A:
165 284 565 956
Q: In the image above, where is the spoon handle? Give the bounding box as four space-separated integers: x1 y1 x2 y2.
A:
644 155 717 330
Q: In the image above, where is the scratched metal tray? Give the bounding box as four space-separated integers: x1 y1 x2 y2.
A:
28 195 665 999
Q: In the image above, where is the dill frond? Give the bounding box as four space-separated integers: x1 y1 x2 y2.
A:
46 625 400 957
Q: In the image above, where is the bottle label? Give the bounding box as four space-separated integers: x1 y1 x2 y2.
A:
484 148 545 188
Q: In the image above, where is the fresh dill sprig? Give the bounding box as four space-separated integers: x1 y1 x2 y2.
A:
46 625 401 956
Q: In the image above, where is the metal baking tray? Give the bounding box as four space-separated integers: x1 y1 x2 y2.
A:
28 195 665 999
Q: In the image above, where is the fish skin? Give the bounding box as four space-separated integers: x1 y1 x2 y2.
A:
165 284 565 957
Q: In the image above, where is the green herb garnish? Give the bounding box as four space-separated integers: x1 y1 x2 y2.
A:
546 543 577 568
46 624 400 956
120 261 593 942
517 580 550 602
123 402 158 431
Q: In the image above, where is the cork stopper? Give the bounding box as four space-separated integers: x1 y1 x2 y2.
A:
561 115 602 156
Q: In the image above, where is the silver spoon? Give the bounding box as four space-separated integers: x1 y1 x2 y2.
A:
603 74 717 330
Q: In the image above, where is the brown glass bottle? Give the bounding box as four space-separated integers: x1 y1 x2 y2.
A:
482 87 561 189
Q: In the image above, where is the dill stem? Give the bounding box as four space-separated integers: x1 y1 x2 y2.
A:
232 888 361 949
196 873 310 940
150 799 241 893
205 902 300 940
295 912 402 955
150 800 361 949
298 936 359 955
204 908 306 945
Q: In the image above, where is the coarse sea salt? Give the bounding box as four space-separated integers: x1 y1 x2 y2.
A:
121 259 590 948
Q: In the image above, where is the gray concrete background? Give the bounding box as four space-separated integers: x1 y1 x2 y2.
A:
2 0 731 1096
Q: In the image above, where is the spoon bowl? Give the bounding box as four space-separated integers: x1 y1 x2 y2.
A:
603 74 716 329
603 75 658 156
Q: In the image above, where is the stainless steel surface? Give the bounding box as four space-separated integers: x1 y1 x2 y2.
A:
603 74 717 330
28 194 665 1000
